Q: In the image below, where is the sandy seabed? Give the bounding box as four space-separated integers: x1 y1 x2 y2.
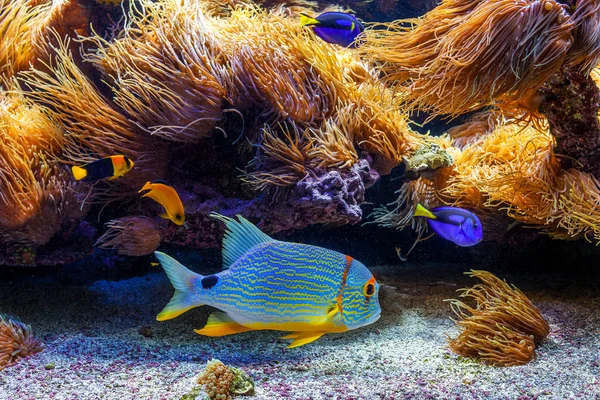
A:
0 261 598 400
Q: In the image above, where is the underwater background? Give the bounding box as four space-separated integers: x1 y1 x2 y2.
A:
1 0 599 399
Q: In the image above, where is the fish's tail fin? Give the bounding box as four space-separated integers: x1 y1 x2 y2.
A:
71 165 87 181
414 203 437 220
155 251 203 321
300 13 319 27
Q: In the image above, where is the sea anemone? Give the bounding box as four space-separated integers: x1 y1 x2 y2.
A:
363 0 574 117
216 4 356 124
19 38 168 195
0 83 86 248
375 109 600 243
95 217 162 256
446 270 549 366
0 0 90 78
0 314 44 369
86 0 227 144
568 0 600 73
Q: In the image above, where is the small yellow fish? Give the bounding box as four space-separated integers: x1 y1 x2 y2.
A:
71 155 134 182
150 262 160 267
139 180 185 226
155 214 381 348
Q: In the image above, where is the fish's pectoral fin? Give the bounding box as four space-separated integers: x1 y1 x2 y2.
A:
326 304 341 319
159 212 170 220
284 331 327 348
194 312 252 337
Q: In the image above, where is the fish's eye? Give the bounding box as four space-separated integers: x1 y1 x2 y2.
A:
363 282 375 297
175 215 182 220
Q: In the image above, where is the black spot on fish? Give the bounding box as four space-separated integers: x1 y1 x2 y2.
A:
201 275 219 289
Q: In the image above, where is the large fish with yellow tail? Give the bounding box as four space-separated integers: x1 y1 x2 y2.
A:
155 214 381 348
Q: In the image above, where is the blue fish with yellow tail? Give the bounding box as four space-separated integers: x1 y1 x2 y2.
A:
300 12 364 48
155 214 381 348
414 203 483 247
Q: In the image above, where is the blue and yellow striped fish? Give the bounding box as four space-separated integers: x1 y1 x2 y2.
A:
155 214 381 348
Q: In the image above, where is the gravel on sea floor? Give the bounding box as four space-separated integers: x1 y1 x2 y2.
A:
0 261 598 400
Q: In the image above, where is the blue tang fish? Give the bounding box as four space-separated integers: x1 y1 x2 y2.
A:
414 204 483 247
155 213 381 348
300 12 364 48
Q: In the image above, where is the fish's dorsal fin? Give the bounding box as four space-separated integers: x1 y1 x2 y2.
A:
210 213 275 269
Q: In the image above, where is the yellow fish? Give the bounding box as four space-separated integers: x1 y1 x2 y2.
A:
139 180 185 226
155 214 381 348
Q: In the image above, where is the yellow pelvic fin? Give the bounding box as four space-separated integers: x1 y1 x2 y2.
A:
300 13 320 27
194 312 252 337
159 212 170 220
282 331 327 348
414 203 437 219
71 165 87 181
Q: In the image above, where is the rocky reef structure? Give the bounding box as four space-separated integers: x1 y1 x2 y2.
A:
3 0 600 264
0 0 425 262
369 0 600 244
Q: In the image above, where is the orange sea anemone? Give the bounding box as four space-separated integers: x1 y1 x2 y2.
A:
568 0 600 73
86 0 227 144
0 84 86 248
214 4 360 125
0 0 89 79
0 314 44 369
363 0 574 117
446 270 549 366
19 39 168 195
373 111 600 243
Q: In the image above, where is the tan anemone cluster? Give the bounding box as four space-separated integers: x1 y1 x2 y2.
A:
362 0 589 118
0 85 86 249
446 270 549 366
1 0 424 254
376 109 600 242
0 0 90 78
0 313 44 369
84 0 422 196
